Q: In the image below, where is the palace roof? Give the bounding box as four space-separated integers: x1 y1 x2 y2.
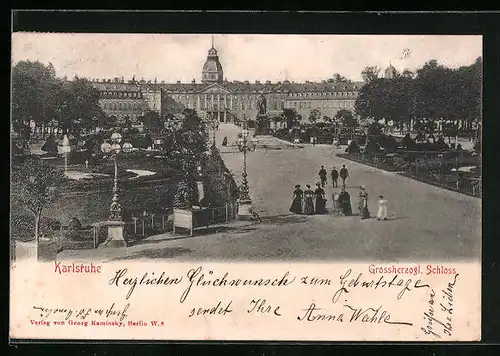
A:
85 78 364 94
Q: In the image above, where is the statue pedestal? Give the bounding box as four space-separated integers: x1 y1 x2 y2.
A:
255 114 270 136
238 199 253 221
101 220 127 248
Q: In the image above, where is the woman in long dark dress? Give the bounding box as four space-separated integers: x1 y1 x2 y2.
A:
358 185 370 219
314 182 326 214
338 188 352 216
303 184 315 215
289 184 303 214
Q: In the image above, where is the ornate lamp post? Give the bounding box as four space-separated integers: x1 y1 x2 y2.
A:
100 132 134 247
236 126 259 220
205 112 219 146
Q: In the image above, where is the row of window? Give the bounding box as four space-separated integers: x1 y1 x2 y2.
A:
184 100 286 111
102 101 144 110
288 100 355 109
289 91 357 97
100 91 143 98
168 92 356 101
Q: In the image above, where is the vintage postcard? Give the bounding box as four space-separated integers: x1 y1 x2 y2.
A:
10 32 482 341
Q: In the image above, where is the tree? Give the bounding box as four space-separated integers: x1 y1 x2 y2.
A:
401 69 415 79
355 79 390 120
308 108 321 124
12 61 60 138
54 78 104 134
141 110 162 132
383 76 418 128
356 58 481 137
12 157 65 257
413 59 454 121
361 66 381 83
327 73 351 83
323 116 333 124
367 122 383 137
335 109 357 128
122 116 132 129
281 108 300 128
170 109 208 208
41 135 58 155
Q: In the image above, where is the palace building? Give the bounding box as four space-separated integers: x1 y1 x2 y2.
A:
88 41 368 123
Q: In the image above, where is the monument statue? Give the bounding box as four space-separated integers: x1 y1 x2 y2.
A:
257 94 267 116
255 93 270 136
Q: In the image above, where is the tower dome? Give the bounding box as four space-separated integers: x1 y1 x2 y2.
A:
202 39 224 84
385 63 397 79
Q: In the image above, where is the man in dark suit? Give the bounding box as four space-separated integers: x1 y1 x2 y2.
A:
331 167 339 188
318 166 327 187
340 164 349 187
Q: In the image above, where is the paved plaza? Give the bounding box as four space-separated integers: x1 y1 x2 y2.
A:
58 124 480 263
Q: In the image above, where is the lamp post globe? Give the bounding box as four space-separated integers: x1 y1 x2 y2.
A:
122 142 133 153
111 132 122 144
100 142 112 154
111 143 122 154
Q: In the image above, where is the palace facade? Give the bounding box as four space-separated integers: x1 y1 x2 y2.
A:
88 43 367 123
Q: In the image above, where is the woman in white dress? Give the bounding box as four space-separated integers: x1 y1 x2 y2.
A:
377 195 388 220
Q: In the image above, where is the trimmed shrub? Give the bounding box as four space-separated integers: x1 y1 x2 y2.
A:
68 217 82 230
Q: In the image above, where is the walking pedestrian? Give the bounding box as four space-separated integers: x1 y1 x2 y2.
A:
304 185 315 215
314 182 327 214
319 165 327 187
358 185 370 219
331 166 339 188
289 184 303 214
338 187 352 216
377 195 388 220
340 164 349 187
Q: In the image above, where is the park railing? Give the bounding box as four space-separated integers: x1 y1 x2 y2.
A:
90 201 239 246
15 202 240 256
90 213 172 248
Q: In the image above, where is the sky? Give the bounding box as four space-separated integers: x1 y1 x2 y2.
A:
11 33 482 83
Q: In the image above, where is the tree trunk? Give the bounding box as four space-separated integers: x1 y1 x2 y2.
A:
34 211 41 244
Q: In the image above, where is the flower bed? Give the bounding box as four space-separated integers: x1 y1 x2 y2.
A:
337 153 400 172
339 152 481 198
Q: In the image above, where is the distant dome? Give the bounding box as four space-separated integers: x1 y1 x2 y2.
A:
202 58 223 73
202 45 224 84
385 64 397 79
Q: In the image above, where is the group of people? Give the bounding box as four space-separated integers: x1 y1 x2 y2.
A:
289 164 389 220
319 165 349 188
289 183 328 215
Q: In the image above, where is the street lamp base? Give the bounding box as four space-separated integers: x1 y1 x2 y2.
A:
238 199 253 221
101 220 128 248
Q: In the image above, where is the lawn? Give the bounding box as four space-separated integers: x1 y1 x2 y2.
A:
11 153 178 241
10 147 237 243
